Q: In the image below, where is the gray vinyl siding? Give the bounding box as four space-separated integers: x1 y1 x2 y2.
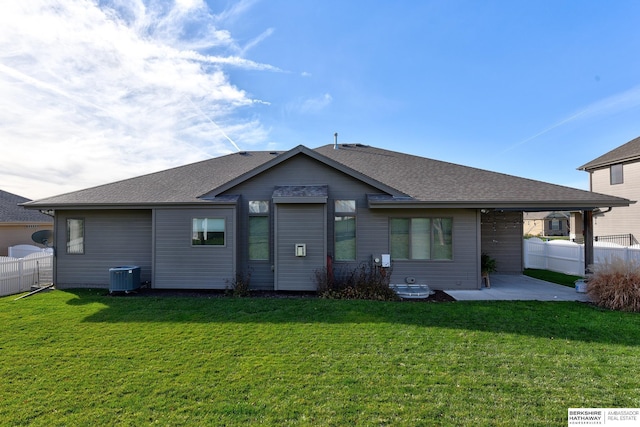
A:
481 210 523 273
371 208 480 290
55 210 152 288
222 154 484 291
590 162 640 241
223 153 382 290
275 204 326 291
154 207 235 289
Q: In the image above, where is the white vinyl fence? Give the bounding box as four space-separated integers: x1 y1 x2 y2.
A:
524 237 640 276
8 244 49 259
0 252 53 297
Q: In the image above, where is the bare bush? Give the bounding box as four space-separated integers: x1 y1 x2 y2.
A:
225 271 251 297
587 258 640 312
315 260 399 301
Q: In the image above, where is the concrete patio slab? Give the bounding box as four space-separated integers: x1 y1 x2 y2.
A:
446 274 590 302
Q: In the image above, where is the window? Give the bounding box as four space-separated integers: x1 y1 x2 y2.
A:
611 164 623 185
249 201 269 260
249 201 269 214
192 218 225 246
390 217 453 260
335 200 356 261
66 218 84 254
550 219 562 231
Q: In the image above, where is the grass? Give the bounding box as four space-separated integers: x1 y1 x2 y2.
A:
524 268 583 287
2 290 640 426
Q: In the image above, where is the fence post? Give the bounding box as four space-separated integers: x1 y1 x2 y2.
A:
18 258 23 290
625 246 630 264
544 239 549 270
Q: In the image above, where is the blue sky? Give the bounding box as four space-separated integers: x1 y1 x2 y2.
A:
2 0 640 199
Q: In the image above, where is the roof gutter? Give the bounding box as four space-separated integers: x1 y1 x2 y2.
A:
593 206 613 216
21 200 240 211
578 154 640 171
367 199 633 210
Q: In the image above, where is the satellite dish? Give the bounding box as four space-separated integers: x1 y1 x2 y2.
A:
32 230 53 246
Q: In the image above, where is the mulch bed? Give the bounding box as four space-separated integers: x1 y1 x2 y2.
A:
110 288 457 301
407 290 456 302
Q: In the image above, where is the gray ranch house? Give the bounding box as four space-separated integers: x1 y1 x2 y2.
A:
24 144 630 291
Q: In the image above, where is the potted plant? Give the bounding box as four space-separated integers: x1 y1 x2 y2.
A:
481 253 497 288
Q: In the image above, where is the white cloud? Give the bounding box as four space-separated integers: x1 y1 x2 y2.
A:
212 0 259 26
0 0 274 199
299 93 333 114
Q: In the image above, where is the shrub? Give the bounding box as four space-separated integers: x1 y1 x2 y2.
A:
481 252 497 274
587 258 640 312
315 261 399 301
225 271 251 297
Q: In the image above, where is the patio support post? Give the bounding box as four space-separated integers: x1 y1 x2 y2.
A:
583 210 594 275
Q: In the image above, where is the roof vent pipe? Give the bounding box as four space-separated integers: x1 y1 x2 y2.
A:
334 132 338 149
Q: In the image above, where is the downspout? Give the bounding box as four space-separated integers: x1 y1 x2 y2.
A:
52 211 58 286
594 207 612 216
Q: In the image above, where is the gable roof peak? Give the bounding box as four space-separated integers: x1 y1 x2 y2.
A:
199 143 404 199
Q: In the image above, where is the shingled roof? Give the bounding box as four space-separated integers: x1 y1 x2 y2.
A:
23 151 279 206
578 136 640 171
316 144 630 209
23 144 631 210
0 190 53 223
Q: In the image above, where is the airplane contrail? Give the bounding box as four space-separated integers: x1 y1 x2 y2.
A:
502 84 640 153
185 96 242 152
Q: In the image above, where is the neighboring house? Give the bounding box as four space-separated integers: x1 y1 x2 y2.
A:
0 190 53 256
523 211 570 237
23 144 629 291
569 211 585 243
578 136 640 245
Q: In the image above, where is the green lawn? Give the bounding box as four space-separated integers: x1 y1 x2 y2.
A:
2 290 639 426
524 268 584 287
